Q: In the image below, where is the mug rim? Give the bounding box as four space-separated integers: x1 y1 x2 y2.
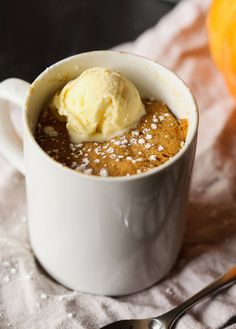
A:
24 50 199 182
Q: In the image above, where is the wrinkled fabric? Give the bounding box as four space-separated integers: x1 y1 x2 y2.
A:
0 0 236 328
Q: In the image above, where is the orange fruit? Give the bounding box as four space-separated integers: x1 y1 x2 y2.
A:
207 0 236 97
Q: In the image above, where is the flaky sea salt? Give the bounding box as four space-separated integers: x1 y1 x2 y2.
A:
130 138 137 145
159 115 164 122
145 143 151 149
131 130 139 137
82 158 89 165
71 162 78 169
149 155 157 161
114 140 122 146
126 156 133 161
94 159 100 164
67 313 73 319
43 126 58 137
145 134 153 140
153 115 158 123
95 147 101 155
83 168 93 175
40 293 48 300
165 287 174 295
107 147 114 153
158 145 164 151
151 123 157 130
100 169 109 177
69 143 76 151
10 268 16 274
138 138 145 144
75 164 87 171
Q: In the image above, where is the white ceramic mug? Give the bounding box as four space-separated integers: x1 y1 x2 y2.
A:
0 51 198 296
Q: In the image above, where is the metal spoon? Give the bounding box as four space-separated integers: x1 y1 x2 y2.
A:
100 265 236 329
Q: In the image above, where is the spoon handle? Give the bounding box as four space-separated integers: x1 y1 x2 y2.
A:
157 265 236 327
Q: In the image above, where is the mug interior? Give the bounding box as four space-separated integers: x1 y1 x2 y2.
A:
25 51 198 176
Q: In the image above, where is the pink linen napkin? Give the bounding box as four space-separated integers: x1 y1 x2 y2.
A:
0 0 236 328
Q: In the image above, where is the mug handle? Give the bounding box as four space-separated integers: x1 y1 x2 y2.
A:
0 78 31 175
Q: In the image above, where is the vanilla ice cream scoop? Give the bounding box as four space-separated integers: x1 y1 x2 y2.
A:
50 67 145 143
